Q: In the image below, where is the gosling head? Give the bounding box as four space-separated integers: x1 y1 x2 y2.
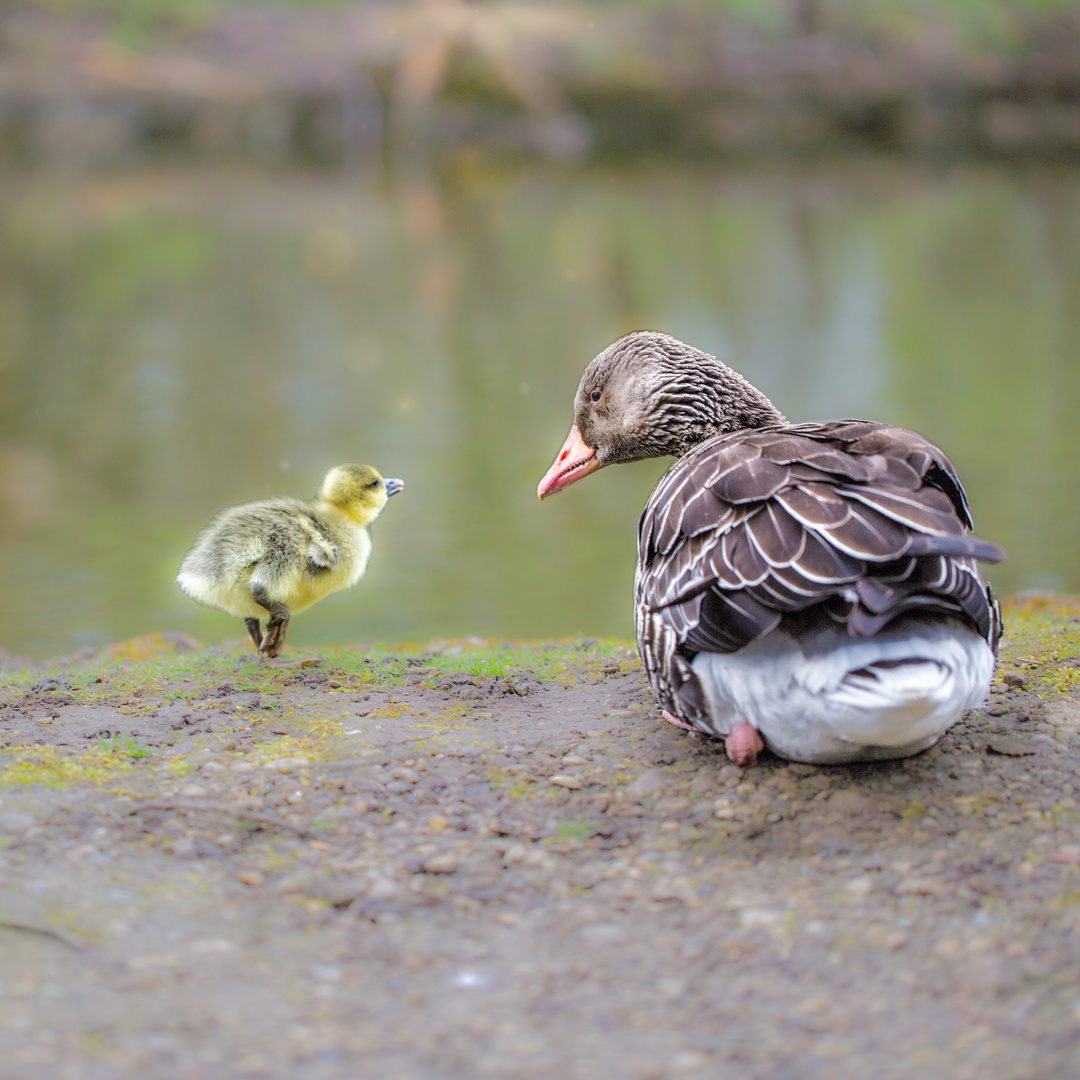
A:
318 464 404 525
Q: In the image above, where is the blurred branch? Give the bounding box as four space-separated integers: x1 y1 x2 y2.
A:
81 41 259 103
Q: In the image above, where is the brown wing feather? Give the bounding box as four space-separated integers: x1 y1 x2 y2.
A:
636 423 1004 723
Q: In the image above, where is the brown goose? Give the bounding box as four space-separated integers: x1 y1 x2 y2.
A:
538 332 1004 766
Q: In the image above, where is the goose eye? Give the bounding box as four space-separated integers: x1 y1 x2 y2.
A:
368 479 381 489
590 390 602 403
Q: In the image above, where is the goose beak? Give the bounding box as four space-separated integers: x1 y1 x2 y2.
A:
384 478 405 497
538 426 600 500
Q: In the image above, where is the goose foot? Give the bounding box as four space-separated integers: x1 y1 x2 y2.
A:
725 722 764 768
261 655 322 669
661 709 696 732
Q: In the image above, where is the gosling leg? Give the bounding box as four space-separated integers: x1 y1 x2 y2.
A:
725 721 764 768
244 618 263 652
250 584 291 663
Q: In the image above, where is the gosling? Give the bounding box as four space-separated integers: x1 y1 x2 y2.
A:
177 465 403 664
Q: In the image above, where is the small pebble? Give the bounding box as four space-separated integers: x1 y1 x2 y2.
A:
503 843 527 865
624 768 667 798
844 876 874 898
263 756 310 773
670 1050 708 1072
367 877 400 900
235 870 264 887
0 809 37 832
422 853 459 874
550 774 582 790
656 797 689 814
451 970 490 989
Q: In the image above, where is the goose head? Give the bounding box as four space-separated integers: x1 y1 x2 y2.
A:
538 331 785 499
320 464 404 525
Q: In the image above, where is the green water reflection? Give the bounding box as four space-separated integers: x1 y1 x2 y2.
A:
1 161 1077 659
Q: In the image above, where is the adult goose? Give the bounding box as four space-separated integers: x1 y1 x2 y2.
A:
538 332 1004 766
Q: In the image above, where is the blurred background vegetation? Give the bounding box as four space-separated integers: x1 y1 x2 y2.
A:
1 0 1079 660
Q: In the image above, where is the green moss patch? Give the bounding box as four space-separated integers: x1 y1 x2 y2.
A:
999 595 1080 697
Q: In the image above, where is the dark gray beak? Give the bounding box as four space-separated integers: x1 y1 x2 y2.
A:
384 478 405 497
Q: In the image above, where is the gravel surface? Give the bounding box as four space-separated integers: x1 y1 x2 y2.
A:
1 615 1079 1080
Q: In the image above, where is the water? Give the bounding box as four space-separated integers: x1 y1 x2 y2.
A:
2 159 1078 660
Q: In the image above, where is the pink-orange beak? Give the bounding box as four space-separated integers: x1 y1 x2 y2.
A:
538 425 601 500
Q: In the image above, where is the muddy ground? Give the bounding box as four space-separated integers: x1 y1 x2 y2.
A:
1 609 1079 1080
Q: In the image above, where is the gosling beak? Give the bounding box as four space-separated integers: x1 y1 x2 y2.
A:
537 425 600 500
384 478 405 497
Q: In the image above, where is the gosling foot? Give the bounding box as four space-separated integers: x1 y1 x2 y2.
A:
725 721 764 768
261 655 322 670
258 612 290 660
661 709 696 732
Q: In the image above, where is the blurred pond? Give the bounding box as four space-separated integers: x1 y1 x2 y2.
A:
1 159 1078 659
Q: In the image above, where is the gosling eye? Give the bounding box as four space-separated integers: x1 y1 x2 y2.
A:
590 389 602 403
367 479 381 489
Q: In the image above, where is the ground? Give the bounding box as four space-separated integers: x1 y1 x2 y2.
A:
1 600 1079 1080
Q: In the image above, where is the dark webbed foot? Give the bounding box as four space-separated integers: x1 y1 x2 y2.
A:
258 612 290 660
250 584 291 664
244 618 263 651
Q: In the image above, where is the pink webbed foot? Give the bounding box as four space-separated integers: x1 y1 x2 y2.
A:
661 709 696 732
725 721 764 768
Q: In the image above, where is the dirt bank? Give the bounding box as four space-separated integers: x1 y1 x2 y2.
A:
1 603 1079 1078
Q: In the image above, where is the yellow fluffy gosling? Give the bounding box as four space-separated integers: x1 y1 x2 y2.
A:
177 465 403 664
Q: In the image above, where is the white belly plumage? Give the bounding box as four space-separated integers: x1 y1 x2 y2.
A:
691 619 994 764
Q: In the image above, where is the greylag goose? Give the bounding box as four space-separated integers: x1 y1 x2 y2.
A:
538 332 1003 766
178 465 403 664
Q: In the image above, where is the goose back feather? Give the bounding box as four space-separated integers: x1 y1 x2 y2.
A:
634 420 1003 729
